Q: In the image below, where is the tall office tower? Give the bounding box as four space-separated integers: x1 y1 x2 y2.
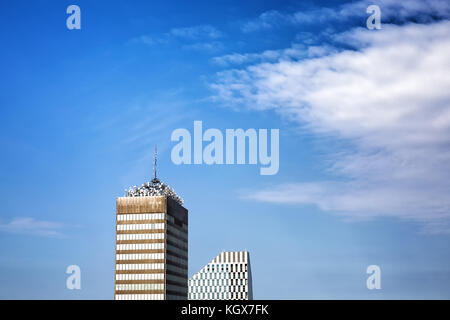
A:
188 251 253 300
114 176 188 300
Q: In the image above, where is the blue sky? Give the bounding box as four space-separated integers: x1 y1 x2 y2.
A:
1 0 450 299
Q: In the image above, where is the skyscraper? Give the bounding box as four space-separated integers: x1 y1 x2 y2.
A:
114 176 188 300
188 251 253 300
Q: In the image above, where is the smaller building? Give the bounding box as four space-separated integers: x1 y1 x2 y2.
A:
188 251 253 300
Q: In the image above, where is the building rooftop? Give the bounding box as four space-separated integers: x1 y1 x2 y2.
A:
124 177 184 206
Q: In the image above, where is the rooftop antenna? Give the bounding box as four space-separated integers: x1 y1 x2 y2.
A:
154 145 158 180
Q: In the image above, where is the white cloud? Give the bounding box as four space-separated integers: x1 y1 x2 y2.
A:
0 217 65 237
213 20 450 233
241 0 450 32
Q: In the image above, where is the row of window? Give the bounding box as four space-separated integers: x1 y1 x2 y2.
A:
167 215 188 230
117 213 165 221
115 283 164 291
166 294 186 300
116 273 164 281
167 244 188 259
204 263 248 273
167 274 187 285
115 273 186 283
167 237 187 251
189 278 248 289
116 263 164 271
166 263 188 275
117 243 164 251
117 253 164 261
117 233 164 241
117 223 164 231
167 225 188 241
167 254 187 266
167 284 187 293
115 294 164 300
189 285 248 294
192 271 248 280
189 291 248 300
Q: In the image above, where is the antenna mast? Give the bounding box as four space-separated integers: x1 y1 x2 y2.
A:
154 145 158 179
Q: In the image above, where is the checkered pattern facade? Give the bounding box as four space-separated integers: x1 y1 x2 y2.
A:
188 251 253 300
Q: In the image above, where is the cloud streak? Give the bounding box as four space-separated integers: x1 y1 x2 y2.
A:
169 25 222 40
0 217 65 237
129 24 224 52
211 45 336 67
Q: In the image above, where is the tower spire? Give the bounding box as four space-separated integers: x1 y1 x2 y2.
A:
154 145 157 179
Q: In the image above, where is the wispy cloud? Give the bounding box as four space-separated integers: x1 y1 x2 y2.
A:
128 35 168 46
183 41 224 52
241 10 287 33
211 45 336 67
0 217 66 237
339 0 450 22
212 18 450 233
169 25 222 40
129 24 224 52
241 0 450 32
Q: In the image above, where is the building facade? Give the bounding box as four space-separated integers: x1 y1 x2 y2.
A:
188 251 253 300
114 178 188 300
